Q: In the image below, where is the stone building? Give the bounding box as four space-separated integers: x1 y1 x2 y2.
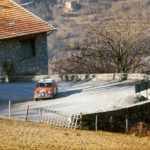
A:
0 0 56 76
65 0 79 11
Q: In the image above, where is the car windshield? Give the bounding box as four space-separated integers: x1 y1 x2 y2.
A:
37 83 52 88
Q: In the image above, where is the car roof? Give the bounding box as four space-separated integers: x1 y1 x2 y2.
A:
37 79 55 83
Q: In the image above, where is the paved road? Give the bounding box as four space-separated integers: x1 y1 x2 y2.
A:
0 81 138 121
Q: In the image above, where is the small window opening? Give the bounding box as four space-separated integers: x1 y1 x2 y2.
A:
21 39 36 59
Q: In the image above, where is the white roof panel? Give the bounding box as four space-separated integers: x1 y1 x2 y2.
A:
38 79 54 83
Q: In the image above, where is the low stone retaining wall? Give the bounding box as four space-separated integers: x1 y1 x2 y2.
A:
0 76 6 82
0 73 150 83
81 102 150 132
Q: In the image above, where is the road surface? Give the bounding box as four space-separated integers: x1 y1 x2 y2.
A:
0 81 147 121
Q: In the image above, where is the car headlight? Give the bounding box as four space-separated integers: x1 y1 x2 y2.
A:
48 91 52 94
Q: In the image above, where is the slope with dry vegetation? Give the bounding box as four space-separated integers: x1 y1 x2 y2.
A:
0 117 150 150
14 0 150 58
12 0 150 74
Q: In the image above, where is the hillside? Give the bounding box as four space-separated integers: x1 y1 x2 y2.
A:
1 117 150 150
14 0 150 58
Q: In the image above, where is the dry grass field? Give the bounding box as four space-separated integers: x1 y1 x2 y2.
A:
0 117 150 150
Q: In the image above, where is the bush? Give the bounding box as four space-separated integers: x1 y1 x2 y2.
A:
129 122 150 137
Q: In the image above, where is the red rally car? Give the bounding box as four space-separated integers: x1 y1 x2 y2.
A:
34 79 58 101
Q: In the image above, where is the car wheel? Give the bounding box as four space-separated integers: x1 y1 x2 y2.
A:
34 98 38 101
52 94 54 98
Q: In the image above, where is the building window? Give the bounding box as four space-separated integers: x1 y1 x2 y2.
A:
21 39 36 59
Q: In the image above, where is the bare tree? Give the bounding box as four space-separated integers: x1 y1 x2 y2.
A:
50 12 150 74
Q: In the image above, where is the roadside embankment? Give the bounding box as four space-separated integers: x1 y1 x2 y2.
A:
0 117 150 150
82 100 150 133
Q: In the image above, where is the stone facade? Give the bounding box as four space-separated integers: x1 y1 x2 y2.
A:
0 32 48 76
82 102 150 132
1 73 150 83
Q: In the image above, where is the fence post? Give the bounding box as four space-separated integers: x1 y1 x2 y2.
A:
110 116 113 130
126 118 128 133
25 105 29 121
95 115 98 131
146 89 148 99
9 101 11 118
139 122 143 134
80 113 82 128
39 108 42 123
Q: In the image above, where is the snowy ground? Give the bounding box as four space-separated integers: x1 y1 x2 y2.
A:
0 81 149 121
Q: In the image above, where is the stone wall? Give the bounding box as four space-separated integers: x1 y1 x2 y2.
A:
81 102 150 132
0 32 48 76
1 73 150 83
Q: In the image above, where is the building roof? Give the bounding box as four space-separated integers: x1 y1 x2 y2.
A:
0 0 56 40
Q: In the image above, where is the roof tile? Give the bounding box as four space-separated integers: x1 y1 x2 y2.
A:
0 0 56 40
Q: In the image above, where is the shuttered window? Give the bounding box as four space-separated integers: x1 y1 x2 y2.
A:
21 39 35 59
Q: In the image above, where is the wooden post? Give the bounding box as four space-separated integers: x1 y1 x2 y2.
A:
110 116 113 130
126 118 128 133
95 115 98 132
25 105 29 121
139 122 143 134
80 113 82 128
74 115 79 130
9 101 11 118
71 115 75 129
5 76 9 83
146 89 148 99
39 108 42 122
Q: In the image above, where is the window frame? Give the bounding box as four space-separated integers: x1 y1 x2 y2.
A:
20 38 36 59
